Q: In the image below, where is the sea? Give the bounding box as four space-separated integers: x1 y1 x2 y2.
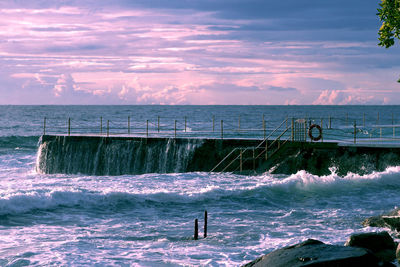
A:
1 105 400 266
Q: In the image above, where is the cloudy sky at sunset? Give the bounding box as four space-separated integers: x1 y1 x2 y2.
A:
0 0 399 105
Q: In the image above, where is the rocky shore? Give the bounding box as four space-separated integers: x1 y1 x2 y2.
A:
243 208 400 266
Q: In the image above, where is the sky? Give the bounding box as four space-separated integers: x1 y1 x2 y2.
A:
0 0 399 105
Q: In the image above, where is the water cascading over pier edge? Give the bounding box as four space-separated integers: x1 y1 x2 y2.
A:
36 135 207 175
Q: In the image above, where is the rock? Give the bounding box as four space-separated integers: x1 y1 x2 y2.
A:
344 231 396 263
396 243 400 262
382 216 400 232
362 208 400 231
242 239 382 267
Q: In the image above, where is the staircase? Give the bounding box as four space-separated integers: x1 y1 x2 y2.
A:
210 118 308 174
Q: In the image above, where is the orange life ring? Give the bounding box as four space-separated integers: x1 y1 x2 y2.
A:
308 124 322 141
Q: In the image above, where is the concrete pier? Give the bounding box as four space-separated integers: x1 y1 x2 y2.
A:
36 135 400 176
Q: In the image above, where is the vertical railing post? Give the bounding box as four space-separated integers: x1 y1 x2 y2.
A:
158 116 160 133
146 120 149 138
329 116 331 129
304 121 307 142
353 121 356 144
107 120 109 137
68 117 71 136
174 120 177 138
321 118 323 142
100 116 103 135
265 140 268 160
286 115 288 129
128 116 130 135
221 120 223 139
363 113 365 127
43 117 46 135
263 116 266 139
393 113 395 138
184 116 187 132
291 118 294 141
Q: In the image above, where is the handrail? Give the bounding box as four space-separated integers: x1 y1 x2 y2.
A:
255 127 289 159
209 148 240 172
267 128 289 148
220 151 244 172
255 118 289 149
209 118 290 173
232 136 291 173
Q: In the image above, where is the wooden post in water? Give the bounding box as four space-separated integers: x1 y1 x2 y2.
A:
68 118 71 136
204 210 208 238
128 116 130 135
107 120 109 137
212 116 215 132
174 120 177 138
194 219 199 240
354 121 358 143
184 116 187 132
238 115 241 131
100 117 103 135
43 117 46 135
158 116 160 133
221 120 223 139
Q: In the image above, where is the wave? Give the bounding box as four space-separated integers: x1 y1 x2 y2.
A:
2 166 400 216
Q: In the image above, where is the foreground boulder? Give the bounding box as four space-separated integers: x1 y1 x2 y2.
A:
345 231 396 262
242 239 385 267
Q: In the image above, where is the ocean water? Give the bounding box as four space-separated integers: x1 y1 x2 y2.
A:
1 105 400 266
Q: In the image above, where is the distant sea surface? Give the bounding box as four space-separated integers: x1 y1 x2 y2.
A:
1 105 400 266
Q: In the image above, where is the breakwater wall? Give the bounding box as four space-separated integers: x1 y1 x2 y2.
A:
36 135 263 175
36 135 400 176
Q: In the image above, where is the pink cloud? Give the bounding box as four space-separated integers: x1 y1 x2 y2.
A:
313 90 382 105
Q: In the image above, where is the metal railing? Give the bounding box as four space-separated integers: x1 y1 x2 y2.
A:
41 114 400 144
210 118 295 173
